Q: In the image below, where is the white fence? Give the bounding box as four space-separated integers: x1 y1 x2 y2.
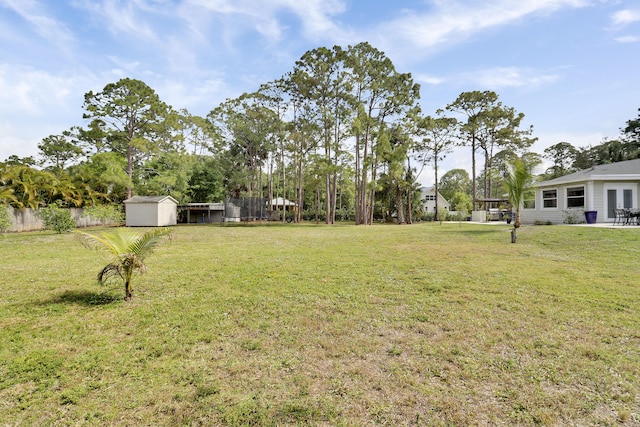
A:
4 206 104 232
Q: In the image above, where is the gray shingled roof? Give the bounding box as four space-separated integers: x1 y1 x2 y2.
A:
535 158 640 187
124 195 178 204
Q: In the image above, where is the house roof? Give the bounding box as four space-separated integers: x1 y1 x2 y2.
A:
268 197 297 206
124 195 178 204
420 186 448 200
535 158 640 187
420 186 443 195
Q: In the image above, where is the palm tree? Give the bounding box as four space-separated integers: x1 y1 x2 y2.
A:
502 156 533 243
0 186 17 205
76 227 172 301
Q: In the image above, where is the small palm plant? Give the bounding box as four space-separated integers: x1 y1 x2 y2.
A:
76 227 172 301
502 157 533 243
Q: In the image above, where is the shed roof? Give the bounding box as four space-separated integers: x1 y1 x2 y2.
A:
124 195 178 204
535 158 640 187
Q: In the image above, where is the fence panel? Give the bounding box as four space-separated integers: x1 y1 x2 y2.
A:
5 207 104 232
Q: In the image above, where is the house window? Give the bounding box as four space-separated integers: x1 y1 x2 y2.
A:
523 197 535 209
523 188 535 209
542 189 557 208
566 186 585 208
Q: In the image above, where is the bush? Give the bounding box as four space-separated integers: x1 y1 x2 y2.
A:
437 207 449 222
421 212 436 222
534 219 553 226
562 209 584 224
83 204 123 226
447 211 468 222
0 205 12 233
301 209 326 222
37 202 75 233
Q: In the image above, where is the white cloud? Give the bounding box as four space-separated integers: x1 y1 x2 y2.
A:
614 35 639 43
611 9 640 26
181 0 349 43
0 64 104 161
75 0 160 42
106 56 142 74
460 67 561 89
417 66 561 90
415 74 446 85
154 77 230 116
1 0 76 54
282 0 348 40
374 0 591 55
0 65 82 116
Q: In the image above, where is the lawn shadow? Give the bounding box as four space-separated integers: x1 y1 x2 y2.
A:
45 290 122 306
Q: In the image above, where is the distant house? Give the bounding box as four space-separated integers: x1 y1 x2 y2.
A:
521 158 640 224
268 198 298 213
124 195 178 227
267 197 298 221
420 187 450 213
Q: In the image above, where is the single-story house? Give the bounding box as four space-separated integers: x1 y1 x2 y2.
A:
420 187 450 213
267 197 298 221
124 195 178 227
521 158 640 224
268 197 298 213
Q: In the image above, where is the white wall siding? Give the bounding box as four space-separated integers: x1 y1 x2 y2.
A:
124 196 177 227
158 199 177 226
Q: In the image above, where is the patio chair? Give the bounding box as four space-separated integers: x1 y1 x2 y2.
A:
628 208 640 226
612 208 627 225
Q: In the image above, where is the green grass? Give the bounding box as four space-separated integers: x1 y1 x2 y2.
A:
1 222 639 425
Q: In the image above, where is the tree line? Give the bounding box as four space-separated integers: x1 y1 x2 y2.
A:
2 42 639 225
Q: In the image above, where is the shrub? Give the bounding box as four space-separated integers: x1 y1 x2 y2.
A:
37 201 76 233
534 219 553 226
562 209 584 224
437 207 449 222
448 211 468 222
421 212 436 222
0 205 12 233
83 204 123 226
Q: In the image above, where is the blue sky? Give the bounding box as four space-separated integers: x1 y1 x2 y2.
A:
1 0 639 186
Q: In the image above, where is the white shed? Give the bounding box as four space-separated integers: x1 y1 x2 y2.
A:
124 195 178 227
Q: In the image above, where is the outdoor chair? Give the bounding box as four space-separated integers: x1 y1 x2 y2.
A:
629 208 640 226
613 208 627 225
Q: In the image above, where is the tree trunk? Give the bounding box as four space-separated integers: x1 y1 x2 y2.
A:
471 135 477 210
124 279 133 301
406 187 412 224
434 159 440 221
395 185 405 224
296 158 304 223
126 145 134 199
281 146 286 224
354 133 362 224
511 228 517 244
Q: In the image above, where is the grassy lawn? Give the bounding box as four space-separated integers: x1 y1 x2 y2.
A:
1 222 639 425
